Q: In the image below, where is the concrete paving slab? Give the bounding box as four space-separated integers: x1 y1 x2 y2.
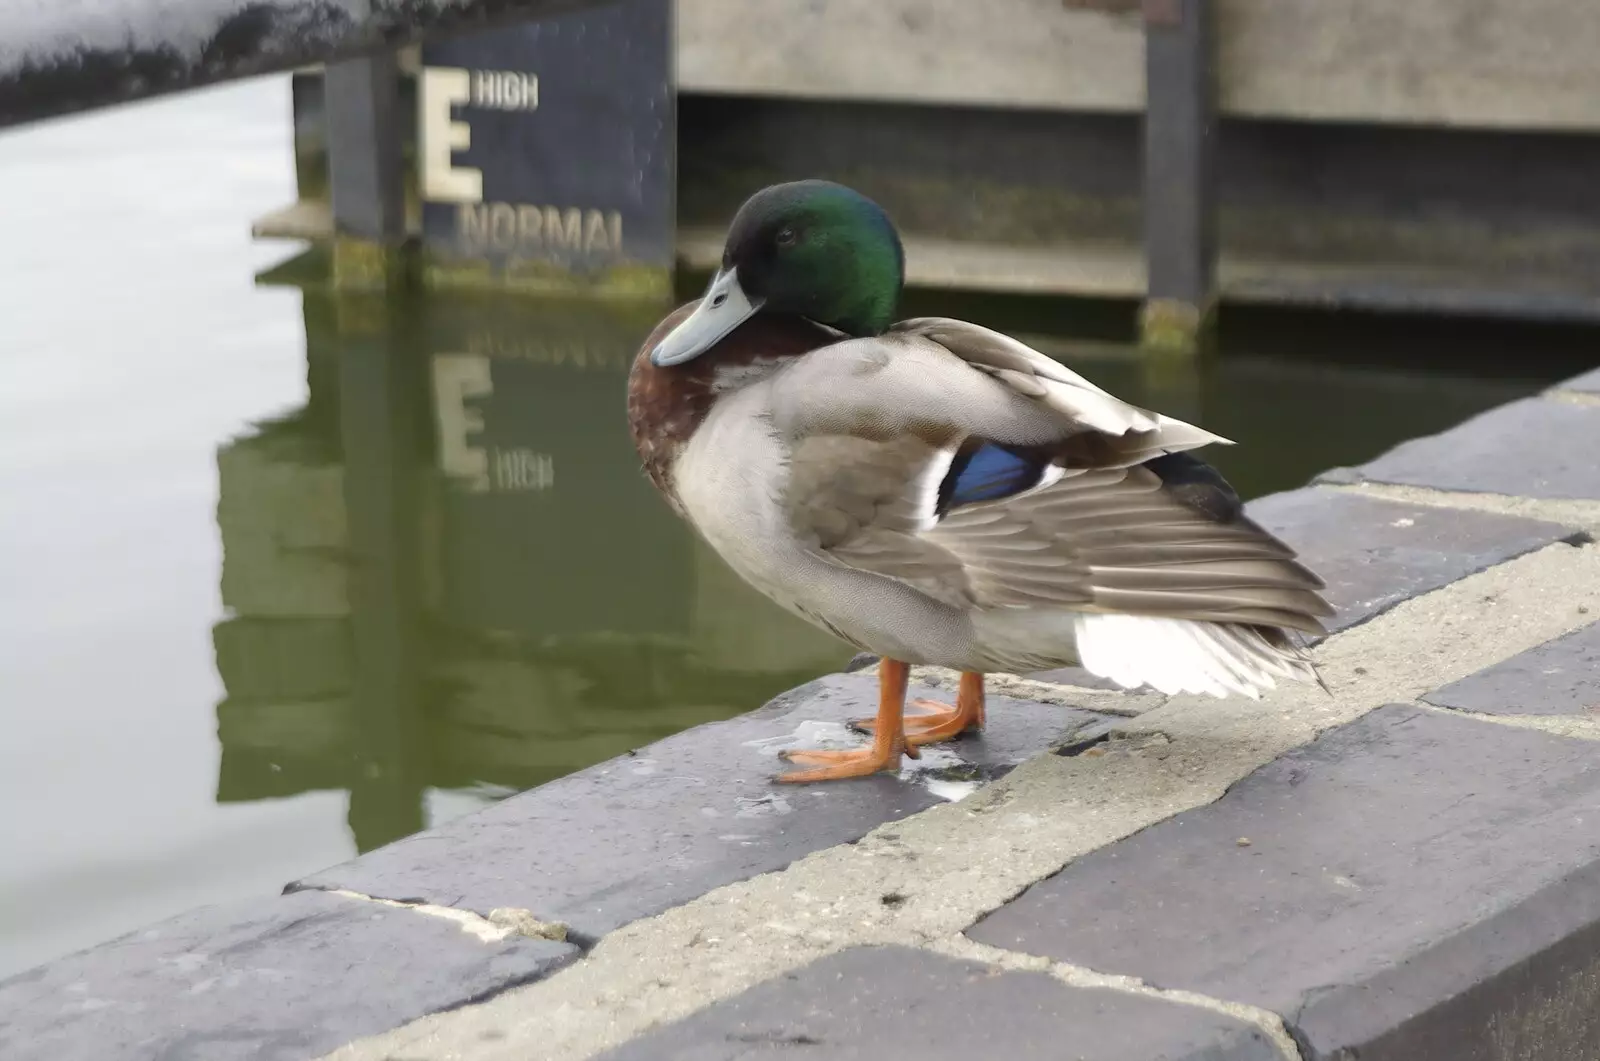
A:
1289 861 1600 1061
295 674 1112 942
0 890 576 1061
968 705 1600 1060
593 945 1284 1061
1317 396 1600 500
1244 487 1579 636
308 541 1600 1061
1423 619 1600 717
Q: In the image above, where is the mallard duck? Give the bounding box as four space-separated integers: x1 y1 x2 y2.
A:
628 180 1332 783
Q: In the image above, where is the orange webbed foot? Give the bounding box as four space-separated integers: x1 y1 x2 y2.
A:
776 659 915 784
850 672 986 747
777 744 905 783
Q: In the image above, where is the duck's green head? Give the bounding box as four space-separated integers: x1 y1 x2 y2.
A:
649 180 904 367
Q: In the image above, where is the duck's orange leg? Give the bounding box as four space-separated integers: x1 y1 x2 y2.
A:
778 659 912 783
853 671 986 746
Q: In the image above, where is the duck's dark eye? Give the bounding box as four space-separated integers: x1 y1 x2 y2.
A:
711 293 728 307
775 226 797 248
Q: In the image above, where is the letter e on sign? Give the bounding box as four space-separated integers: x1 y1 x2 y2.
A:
419 68 484 203
433 353 493 491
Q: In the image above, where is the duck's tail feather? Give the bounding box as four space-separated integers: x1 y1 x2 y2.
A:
1072 613 1323 699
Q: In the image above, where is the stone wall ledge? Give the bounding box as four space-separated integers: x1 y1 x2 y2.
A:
4 365 1600 1061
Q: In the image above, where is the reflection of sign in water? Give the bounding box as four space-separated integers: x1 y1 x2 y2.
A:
416 0 673 276
427 335 693 639
433 354 555 494
211 292 846 826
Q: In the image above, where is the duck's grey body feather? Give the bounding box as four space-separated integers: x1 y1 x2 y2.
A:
671 318 1331 695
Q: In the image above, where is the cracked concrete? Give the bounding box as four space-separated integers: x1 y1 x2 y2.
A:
1327 479 1600 535
1420 702 1600 743
316 535 1600 1061
932 936 1305 1061
324 890 570 945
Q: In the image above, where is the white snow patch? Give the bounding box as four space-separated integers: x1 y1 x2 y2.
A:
328 889 567 945
3 0 365 67
741 720 858 757
743 720 984 802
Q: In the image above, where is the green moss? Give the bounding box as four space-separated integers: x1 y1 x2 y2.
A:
254 246 332 290
331 238 418 293
420 253 672 300
1138 297 1217 358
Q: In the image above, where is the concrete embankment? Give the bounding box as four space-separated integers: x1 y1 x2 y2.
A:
4 368 1600 1061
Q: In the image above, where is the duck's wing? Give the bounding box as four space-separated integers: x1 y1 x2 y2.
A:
767 320 1333 692
772 318 1225 460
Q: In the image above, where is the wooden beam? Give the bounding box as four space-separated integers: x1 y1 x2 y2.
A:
1140 0 1218 354
325 54 406 245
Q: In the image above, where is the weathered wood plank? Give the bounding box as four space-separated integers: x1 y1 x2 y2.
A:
1219 0 1600 130
676 0 1145 113
1141 0 1217 352
677 0 1600 131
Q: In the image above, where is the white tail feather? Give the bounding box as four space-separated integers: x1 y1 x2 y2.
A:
1072 613 1317 698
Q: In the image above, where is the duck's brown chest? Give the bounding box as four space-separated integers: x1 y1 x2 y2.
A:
625 304 836 511
627 304 715 510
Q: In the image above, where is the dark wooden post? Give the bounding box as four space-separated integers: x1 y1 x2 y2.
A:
337 296 430 851
324 53 408 289
1139 0 1218 355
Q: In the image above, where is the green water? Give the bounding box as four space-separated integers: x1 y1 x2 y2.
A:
0 76 1587 980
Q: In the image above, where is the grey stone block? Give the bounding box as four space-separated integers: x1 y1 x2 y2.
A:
1244 487 1579 637
0 889 576 1061
968 705 1600 1060
1558 367 1600 393
295 674 1110 942
1316 397 1600 500
1423 620 1600 716
594 945 1282 1061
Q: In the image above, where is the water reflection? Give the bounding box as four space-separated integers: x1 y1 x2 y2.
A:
212 275 1549 853
1015 334 1550 502
212 280 850 852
